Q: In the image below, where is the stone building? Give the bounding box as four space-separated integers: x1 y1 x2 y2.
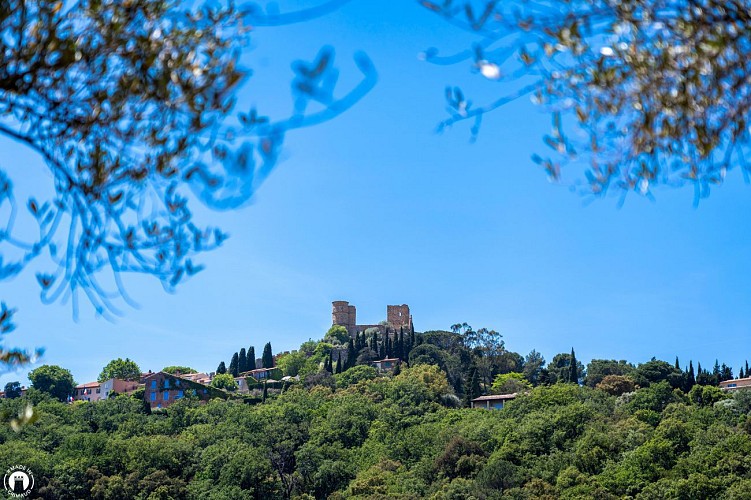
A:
332 301 413 336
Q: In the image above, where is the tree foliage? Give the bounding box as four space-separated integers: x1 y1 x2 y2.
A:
27 364 75 401
162 365 197 375
0 0 376 323
210 372 237 392
98 357 141 382
420 0 751 204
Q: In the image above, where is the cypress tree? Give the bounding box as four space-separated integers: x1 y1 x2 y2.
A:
347 338 356 369
687 360 696 389
740 366 745 379
248 346 256 370
393 361 401 376
216 361 227 374
386 336 392 358
746 360 750 378
229 352 239 377
396 329 404 359
569 348 578 384
325 350 333 373
239 348 247 373
379 340 385 360
262 382 268 402
262 342 274 368
470 368 481 399
675 356 680 370
335 354 342 374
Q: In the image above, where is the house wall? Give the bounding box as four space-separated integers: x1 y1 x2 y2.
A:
144 372 221 409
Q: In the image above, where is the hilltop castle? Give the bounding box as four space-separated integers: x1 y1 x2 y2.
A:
332 301 412 336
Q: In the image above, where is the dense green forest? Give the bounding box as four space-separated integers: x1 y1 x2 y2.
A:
3 327 751 499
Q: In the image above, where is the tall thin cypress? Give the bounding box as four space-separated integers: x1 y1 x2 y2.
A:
248 346 256 370
239 348 247 373
262 342 274 368
335 354 342 374
229 352 239 377
675 356 680 371
347 338 356 369
569 348 578 384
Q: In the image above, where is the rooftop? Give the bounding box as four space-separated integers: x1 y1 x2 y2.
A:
471 393 518 402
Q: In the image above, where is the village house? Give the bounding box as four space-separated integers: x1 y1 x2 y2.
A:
100 378 140 399
143 371 227 410
470 393 517 410
244 367 279 381
372 357 400 372
720 377 751 390
73 381 103 402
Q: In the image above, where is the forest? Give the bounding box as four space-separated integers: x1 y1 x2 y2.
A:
2 326 751 499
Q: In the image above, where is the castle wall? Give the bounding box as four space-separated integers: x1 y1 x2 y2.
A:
332 301 412 337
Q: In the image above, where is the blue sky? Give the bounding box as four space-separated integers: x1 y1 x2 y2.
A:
2 1 751 386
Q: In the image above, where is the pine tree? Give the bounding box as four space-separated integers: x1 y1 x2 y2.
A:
248 346 256 370
347 338 356 369
238 348 247 373
229 352 239 377
216 361 227 375
569 348 579 384
262 342 274 368
335 354 342 374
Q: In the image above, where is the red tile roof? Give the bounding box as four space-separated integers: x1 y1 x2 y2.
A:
75 381 100 389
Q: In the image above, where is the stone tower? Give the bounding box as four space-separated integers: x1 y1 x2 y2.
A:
387 304 411 329
332 301 356 334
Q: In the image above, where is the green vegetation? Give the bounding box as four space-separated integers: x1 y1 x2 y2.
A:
8 325 751 498
210 373 238 392
98 358 141 382
27 365 75 402
162 366 197 375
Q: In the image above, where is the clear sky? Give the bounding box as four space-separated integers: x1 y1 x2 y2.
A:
2 1 751 387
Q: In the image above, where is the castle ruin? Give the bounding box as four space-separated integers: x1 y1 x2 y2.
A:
332 301 412 336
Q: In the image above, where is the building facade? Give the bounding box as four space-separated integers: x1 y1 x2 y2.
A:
720 377 751 390
143 371 227 410
470 393 517 410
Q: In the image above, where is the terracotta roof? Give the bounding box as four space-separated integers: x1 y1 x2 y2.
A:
75 381 100 389
471 393 518 402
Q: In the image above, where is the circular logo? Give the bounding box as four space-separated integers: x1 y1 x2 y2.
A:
3 465 34 497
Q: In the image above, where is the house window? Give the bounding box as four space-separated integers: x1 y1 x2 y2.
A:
96 388 100 393
164 379 170 388
177 390 184 399
151 380 157 389
729 383 737 388
163 391 169 400
175 379 180 386
150 392 156 401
